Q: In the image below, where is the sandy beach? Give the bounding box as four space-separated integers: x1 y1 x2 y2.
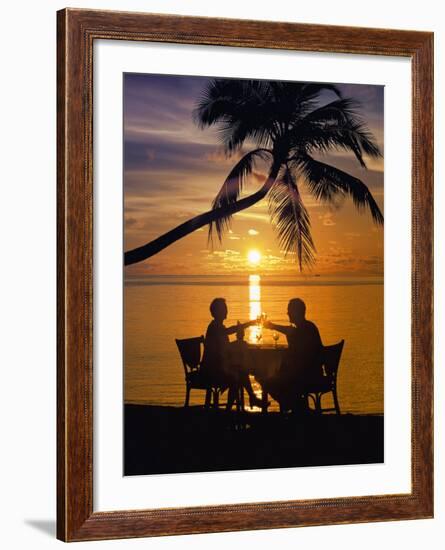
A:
124 404 384 476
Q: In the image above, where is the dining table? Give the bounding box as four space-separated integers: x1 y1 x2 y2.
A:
246 343 288 413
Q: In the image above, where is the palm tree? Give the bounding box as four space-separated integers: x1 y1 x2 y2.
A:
124 79 383 269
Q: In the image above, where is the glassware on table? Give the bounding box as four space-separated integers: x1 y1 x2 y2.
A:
272 332 279 347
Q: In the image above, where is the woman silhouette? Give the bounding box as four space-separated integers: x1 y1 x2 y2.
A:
201 298 263 409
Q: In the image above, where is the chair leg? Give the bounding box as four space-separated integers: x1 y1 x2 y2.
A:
333 390 341 415
184 386 191 407
204 389 211 408
213 389 219 408
237 386 247 429
315 393 322 413
237 386 244 413
232 388 238 413
306 394 314 411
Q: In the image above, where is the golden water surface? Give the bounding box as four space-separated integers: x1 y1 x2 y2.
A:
124 275 383 414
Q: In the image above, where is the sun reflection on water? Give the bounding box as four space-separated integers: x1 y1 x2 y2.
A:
248 274 262 344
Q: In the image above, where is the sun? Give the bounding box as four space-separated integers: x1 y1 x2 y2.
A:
247 249 262 265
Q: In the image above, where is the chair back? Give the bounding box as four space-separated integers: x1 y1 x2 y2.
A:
321 340 345 384
175 336 204 376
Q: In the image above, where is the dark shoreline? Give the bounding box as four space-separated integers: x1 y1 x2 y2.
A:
124 404 384 476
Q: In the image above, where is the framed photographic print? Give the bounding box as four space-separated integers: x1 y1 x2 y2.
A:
57 8 433 542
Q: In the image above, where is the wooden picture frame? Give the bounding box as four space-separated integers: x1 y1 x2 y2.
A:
57 8 433 542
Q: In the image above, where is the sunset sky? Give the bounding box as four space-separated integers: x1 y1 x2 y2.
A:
123 73 384 278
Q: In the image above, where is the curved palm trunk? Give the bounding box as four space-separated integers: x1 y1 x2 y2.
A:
124 164 280 266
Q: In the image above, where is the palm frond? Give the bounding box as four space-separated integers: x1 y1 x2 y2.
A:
194 80 345 155
297 155 384 224
208 148 272 243
217 118 273 154
194 79 276 153
262 82 343 133
268 166 315 270
290 99 381 167
270 81 342 106
295 82 343 104
193 79 240 128
299 98 360 125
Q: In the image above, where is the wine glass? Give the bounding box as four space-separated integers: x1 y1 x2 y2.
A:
272 332 279 347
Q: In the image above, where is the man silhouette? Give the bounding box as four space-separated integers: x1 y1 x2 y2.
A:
264 298 324 412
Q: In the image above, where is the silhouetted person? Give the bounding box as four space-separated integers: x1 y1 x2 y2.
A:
263 298 324 412
201 298 263 409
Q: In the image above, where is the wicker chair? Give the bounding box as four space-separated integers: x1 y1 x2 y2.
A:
175 336 220 407
305 340 345 415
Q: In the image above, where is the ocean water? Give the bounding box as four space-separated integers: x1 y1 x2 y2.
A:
124 274 383 414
